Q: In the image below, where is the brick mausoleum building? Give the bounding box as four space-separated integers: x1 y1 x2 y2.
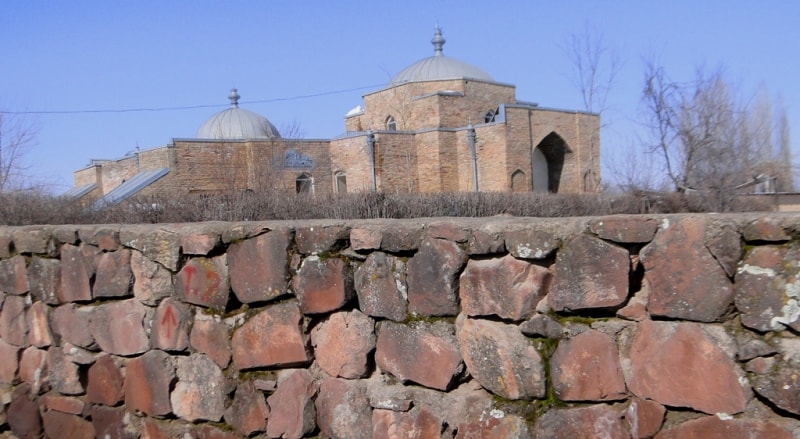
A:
68 28 600 205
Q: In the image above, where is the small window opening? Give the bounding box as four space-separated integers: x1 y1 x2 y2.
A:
386 116 397 131
296 173 313 194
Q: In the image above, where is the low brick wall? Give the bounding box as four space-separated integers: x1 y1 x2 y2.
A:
1 215 799 438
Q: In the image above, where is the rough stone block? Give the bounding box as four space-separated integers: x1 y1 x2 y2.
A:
315 378 372 439
90 405 134 439
42 409 96 438
28 257 61 305
742 217 791 242
373 407 444 439
627 320 747 415
656 415 793 439
228 230 290 303
231 302 308 370
59 244 92 303
120 226 181 271
26 301 53 348
292 256 354 314
0 339 19 383
533 404 628 439
50 303 95 348
41 393 85 414
0 255 29 295
266 369 316 439
46 346 83 395
190 314 232 369
456 316 545 400
550 234 629 312
460 254 550 321
588 217 658 243
311 310 375 379
376 321 462 391
86 355 125 406
407 238 466 316
124 350 174 417
171 353 225 422
174 255 230 311
18 346 47 394
467 229 505 255
7 384 42 438
624 397 665 439
551 329 626 401
735 244 800 332
130 249 172 306
93 249 133 298
151 298 191 352
350 228 382 251
296 225 349 255
223 381 268 437
354 252 407 321
456 414 531 439
505 229 558 259
0 294 28 346
89 299 150 356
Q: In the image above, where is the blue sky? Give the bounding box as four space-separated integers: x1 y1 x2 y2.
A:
2 1 799 191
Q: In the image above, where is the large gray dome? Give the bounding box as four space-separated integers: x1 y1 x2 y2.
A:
391 27 494 84
196 89 281 139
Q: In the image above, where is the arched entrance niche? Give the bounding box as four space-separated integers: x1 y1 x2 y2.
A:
511 170 526 192
533 132 570 193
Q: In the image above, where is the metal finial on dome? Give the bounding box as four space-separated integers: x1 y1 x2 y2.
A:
228 88 241 108
431 26 446 56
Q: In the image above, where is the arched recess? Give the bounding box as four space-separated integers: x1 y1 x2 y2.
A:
511 170 526 192
296 173 313 194
385 116 397 131
334 171 347 194
533 132 571 193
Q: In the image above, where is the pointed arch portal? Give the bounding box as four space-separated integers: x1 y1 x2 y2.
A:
533 132 570 193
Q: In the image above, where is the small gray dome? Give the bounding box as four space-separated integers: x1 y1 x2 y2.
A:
391 27 493 84
196 89 281 139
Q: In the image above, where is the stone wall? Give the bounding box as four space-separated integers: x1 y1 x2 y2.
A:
1 214 799 438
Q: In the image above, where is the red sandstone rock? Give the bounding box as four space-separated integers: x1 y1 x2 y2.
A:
171 353 226 422
224 380 269 436
742 217 791 242
744 356 775 374
86 355 125 406
89 299 150 356
228 230 291 303
354 252 408 321
93 227 121 251
456 414 532 439
624 397 665 438
190 315 232 368
589 217 659 243
28 256 61 305
131 249 172 306
551 329 626 402
735 244 800 332
93 249 133 298
180 231 220 256
752 360 800 416
295 225 349 255
655 415 793 439
59 244 92 302
311 310 375 379
316 378 372 439
407 238 466 316
18 346 47 393
42 410 96 438
231 302 309 370
266 369 317 439
50 303 95 348
460 254 550 321
467 229 505 255
0 294 28 346
627 320 747 415
533 404 628 439
193 424 241 439
428 222 469 242
91 405 133 439
26 301 52 348
292 256 354 314
0 339 19 383
120 226 181 271
456 316 545 400
0 254 29 295
705 225 742 277
152 298 191 352
46 346 83 395
7 384 43 438
616 278 650 321
0 233 11 258
174 256 230 311
640 218 734 322
13 227 52 254
519 313 564 339
124 350 174 417
373 407 444 439
550 234 629 312
41 393 84 414
350 228 382 251
380 225 422 252
376 321 462 391
505 229 558 259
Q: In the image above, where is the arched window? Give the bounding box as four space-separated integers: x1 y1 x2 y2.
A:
484 108 497 123
296 173 313 194
334 172 347 194
385 116 397 131
511 170 526 192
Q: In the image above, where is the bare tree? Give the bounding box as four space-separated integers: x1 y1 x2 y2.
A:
0 110 37 192
563 24 622 190
640 60 794 210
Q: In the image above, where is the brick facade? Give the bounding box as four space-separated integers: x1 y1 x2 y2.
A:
72 53 600 202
